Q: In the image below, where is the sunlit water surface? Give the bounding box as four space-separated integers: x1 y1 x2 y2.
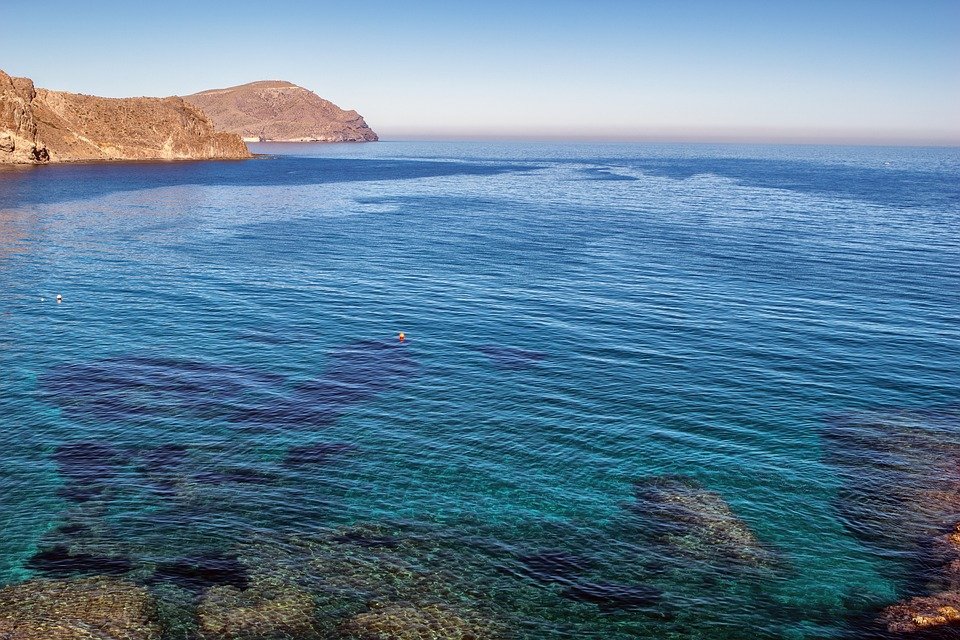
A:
0 142 958 638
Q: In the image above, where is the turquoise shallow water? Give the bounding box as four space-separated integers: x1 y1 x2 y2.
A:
0 142 958 638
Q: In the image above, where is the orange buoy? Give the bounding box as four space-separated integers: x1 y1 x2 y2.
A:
398 332 406 342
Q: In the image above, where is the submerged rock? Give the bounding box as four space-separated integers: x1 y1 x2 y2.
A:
236 525 430 621
56 484 108 503
132 443 191 496
53 521 90 536
336 603 496 640
237 524 511 636
134 443 190 475
193 466 281 486
823 411 960 561
629 475 774 566
0 576 160 639
53 442 127 483
880 590 960 634
52 442 128 502
197 584 317 639
498 548 664 613
319 340 419 397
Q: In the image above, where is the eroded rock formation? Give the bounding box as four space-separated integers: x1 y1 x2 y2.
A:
0 70 44 163
184 80 378 142
0 69 251 164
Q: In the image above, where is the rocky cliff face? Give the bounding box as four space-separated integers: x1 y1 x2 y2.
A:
184 80 378 142
0 70 45 163
0 69 251 164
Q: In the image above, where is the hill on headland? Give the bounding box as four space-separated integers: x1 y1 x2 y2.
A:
0 69 251 164
184 80 378 143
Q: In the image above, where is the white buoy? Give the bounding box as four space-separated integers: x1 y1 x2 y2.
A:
56 294 62 304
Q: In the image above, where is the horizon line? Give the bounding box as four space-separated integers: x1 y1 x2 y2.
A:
319 134 960 148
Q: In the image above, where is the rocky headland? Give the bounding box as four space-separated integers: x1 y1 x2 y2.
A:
184 80 378 142
0 69 251 164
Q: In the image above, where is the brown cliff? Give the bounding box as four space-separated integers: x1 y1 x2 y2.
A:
0 70 44 163
184 80 378 142
1 69 251 164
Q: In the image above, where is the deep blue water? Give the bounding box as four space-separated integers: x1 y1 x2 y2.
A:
0 142 958 638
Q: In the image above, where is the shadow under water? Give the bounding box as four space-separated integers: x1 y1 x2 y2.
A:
39 340 419 436
39 355 285 425
230 339 419 432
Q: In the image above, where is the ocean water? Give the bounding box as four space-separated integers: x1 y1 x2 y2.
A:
0 142 958 639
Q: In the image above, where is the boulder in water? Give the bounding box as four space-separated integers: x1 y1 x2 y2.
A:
880 590 960 634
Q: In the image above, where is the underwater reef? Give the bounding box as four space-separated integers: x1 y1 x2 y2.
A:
25 351 960 638
627 475 776 568
823 408 960 636
197 584 318 639
336 603 494 640
0 576 161 639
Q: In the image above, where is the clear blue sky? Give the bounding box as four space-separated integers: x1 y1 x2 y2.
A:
2 0 958 143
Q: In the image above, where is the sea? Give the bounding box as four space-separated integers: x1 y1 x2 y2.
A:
0 141 958 639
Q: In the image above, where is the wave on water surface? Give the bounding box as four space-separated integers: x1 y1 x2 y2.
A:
0 142 958 638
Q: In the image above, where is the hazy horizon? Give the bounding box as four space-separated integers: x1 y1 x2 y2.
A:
2 0 958 145
370 131 960 147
